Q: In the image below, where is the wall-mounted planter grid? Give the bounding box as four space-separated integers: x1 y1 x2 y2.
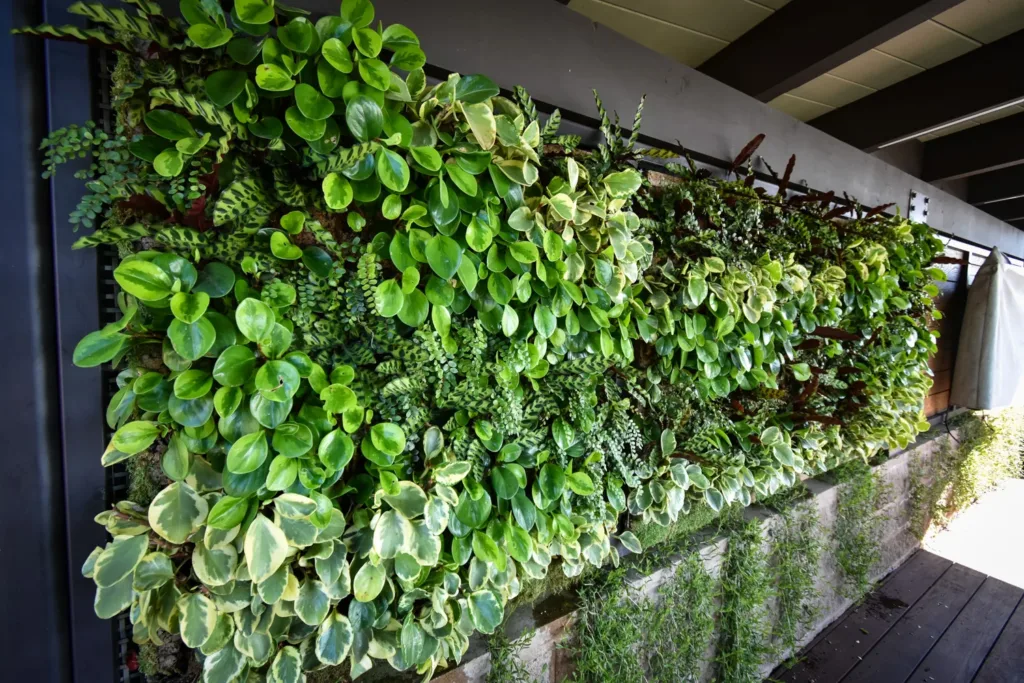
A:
17 1 1007 682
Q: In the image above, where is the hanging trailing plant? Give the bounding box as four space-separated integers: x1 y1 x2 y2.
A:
18 0 944 681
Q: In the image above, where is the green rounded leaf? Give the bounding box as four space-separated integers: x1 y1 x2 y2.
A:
170 291 210 324
353 561 386 602
272 421 313 456
468 590 504 634
410 146 442 172
294 83 334 121
266 455 298 491
370 422 406 457
226 430 268 474
278 16 314 53
318 430 354 471
174 369 212 400
345 95 383 142
153 148 184 177
374 279 404 317
114 260 173 301
316 612 354 665
373 510 412 560
235 0 275 24
148 481 208 544
235 298 275 342
145 109 196 141
456 74 500 104
323 172 353 210
357 58 390 90
248 116 284 139
341 0 374 27
213 345 257 386
177 592 217 648
94 535 149 588
111 420 159 455
168 317 217 361
204 70 247 107
376 147 410 192
244 513 289 583
567 471 596 496
425 235 462 280
285 106 327 141
255 63 295 92
539 463 565 500
270 646 302 683
195 262 235 298
322 37 354 73
397 289 429 327
73 329 127 368
207 495 250 530
133 552 174 591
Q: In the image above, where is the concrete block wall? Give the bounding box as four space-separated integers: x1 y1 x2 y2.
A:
431 429 956 683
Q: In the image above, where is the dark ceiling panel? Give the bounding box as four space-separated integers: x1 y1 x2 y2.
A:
810 29 1024 150
984 197 1024 222
967 165 1024 206
922 112 1024 182
698 0 963 102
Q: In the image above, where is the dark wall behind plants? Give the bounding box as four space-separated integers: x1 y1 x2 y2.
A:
13 1 945 681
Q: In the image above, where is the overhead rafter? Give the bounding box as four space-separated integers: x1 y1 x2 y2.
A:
922 113 1024 182
967 165 1024 206
697 0 963 102
983 198 1024 222
810 29 1024 151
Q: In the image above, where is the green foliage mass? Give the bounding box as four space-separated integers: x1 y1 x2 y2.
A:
831 459 888 600
911 407 1024 535
19 0 945 681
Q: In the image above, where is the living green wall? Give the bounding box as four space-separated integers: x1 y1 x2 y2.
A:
17 1 944 681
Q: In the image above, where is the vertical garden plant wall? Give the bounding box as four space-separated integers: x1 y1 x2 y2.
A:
16 0 945 681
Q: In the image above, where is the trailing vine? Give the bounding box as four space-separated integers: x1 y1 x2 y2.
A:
832 460 887 600
714 519 773 683
647 551 717 682
769 499 822 658
17 0 944 681
487 629 540 683
566 568 647 683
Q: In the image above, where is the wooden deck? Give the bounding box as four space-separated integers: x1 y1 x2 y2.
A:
772 550 1024 683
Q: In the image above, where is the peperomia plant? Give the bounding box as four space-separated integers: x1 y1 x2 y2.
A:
18 1 944 681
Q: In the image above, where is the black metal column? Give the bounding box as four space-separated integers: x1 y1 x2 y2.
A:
40 0 116 679
0 0 73 681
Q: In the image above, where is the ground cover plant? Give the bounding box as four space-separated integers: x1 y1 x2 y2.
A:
18 1 944 681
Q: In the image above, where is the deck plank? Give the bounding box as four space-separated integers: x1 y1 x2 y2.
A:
905 577 1022 683
774 550 952 683
839 563 986 683
972 595 1024 683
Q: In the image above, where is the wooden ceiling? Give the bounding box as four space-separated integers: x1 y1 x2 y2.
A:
565 0 1024 229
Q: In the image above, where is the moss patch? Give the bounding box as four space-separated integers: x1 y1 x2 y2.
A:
628 501 719 550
